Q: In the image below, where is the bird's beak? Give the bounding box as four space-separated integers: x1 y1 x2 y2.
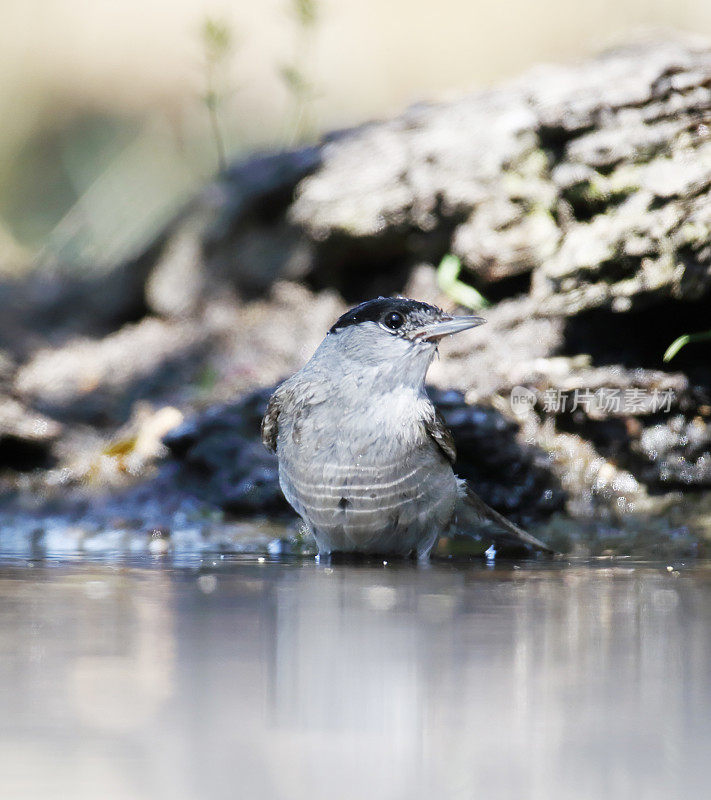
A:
413 315 486 342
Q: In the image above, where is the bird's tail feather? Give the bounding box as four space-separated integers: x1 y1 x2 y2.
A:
456 480 554 555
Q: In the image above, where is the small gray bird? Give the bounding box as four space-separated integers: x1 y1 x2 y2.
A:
262 297 551 559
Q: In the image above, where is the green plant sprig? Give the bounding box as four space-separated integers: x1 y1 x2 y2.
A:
200 17 236 174
436 254 489 311
663 329 711 362
280 0 320 145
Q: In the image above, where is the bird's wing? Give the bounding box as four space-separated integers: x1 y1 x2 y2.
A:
261 389 282 453
423 407 457 464
425 406 552 554
457 481 554 554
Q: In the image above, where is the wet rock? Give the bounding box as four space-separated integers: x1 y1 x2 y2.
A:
634 415 711 487
163 387 289 515
484 359 711 515
534 427 650 521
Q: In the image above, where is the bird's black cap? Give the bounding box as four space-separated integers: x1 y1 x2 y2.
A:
328 297 440 333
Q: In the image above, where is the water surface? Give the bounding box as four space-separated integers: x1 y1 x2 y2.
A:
1 555 709 799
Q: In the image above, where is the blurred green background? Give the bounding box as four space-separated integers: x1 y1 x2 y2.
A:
2 0 709 275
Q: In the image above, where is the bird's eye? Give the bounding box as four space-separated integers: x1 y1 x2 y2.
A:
382 311 404 330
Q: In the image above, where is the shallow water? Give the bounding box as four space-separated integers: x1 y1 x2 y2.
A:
1 554 709 800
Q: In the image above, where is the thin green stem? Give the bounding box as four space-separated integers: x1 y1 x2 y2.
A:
663 329 711 362
206 88 227 174
436 254 489 310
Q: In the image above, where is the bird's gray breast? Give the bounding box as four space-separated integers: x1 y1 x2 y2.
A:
277 385 457 554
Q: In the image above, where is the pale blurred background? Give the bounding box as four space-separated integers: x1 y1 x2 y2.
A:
2 0 710 274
